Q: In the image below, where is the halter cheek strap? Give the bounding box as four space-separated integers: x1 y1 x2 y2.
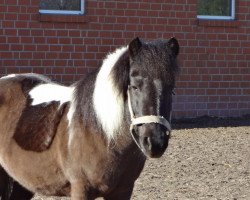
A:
127 90 172 138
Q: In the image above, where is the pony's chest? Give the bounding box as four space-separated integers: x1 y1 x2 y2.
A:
86 152 146 195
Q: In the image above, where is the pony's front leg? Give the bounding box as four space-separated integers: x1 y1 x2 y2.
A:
71 180 88 200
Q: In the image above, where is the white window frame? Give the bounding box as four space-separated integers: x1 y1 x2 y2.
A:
39 0 84 15
197 0 235 20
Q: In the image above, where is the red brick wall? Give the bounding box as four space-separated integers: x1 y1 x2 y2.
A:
0 0 249 118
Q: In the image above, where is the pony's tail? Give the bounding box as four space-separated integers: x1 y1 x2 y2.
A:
0 167 34 200
7 181 34 200
3 176 14 200
0 166 11 200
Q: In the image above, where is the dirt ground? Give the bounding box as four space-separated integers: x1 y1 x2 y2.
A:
34 116 250 200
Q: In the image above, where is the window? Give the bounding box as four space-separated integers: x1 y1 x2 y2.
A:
197 0 235 20
39 0 84 15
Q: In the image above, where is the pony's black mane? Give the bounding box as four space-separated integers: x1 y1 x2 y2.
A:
110 50 130 100
73 70 99 127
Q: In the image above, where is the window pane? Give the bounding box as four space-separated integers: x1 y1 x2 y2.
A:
39 0 81 11
197 0 231 16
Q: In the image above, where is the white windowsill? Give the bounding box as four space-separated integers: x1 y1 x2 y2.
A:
197 0 235 21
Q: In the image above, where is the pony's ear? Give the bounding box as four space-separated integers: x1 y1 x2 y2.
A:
129 37 142 58
167 37 179 58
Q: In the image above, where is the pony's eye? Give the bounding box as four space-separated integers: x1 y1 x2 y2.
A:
132 86 138 90
130 85 138 90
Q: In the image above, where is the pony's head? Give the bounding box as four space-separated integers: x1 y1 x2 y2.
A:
94 37 179 158
126 37 179 158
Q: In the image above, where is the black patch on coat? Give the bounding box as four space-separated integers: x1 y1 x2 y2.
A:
13 101 67 152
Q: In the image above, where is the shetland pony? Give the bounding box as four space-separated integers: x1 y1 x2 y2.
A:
0 37 179 200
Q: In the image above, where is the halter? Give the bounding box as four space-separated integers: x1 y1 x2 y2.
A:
127 90 171 149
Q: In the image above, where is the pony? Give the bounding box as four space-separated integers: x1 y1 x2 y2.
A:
0 37 179 200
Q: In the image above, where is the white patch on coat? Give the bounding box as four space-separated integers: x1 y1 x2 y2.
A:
29 83 74 106
0 74 16 79
67 88 76 126
93 46 128 141
154 79 163 115
67 87 77 146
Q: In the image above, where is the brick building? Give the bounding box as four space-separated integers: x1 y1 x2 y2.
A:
0 0 249 118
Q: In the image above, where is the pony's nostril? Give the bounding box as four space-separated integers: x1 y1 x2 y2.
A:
166 130 171 137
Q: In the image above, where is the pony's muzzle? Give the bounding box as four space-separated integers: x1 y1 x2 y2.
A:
139 123 170 158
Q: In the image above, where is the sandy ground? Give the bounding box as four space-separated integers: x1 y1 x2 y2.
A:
34 117 250 200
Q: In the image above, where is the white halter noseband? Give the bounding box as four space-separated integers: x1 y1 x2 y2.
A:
127 90 171 148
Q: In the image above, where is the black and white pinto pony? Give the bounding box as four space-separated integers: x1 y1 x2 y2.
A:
0 37 179 200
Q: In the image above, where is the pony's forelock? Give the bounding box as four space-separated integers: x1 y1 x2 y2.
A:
93 46 128 141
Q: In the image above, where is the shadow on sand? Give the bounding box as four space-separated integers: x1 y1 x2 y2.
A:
172 115 250 130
